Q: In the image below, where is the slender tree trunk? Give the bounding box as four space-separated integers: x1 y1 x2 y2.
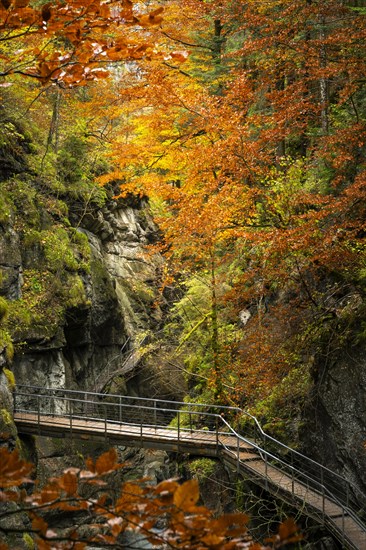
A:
276 75 286 162
213 19 224 62
47 88 61 152
210 251 222 402
319 15 329 135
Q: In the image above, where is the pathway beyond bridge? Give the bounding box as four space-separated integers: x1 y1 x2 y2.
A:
13 385 366 550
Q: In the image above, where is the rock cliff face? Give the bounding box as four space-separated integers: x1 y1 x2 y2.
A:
1 197 168 394
301 343 366 501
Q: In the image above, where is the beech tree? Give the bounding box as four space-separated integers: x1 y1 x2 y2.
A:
95 0 366 406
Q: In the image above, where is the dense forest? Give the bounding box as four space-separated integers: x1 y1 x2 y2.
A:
1 0 366 548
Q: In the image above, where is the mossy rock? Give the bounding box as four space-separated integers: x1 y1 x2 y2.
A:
3 367 15 390
0 120 31 181
186 458 216 480
0 189 13 225
0 408 17 439
0 297 9 321
0 328 14 362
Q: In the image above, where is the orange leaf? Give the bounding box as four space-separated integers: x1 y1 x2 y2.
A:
38 484 59 503
278 518 299 540
173 479 199 511
35 539 53 550
201 533 224 546
95 448 119 474
0 448 33 488
0 489 20 502
32 515 48 535
154 479 179 494
58 471 78 496
14 0 29 8
170 51 188 63
211 512 249 535
120 0 133 21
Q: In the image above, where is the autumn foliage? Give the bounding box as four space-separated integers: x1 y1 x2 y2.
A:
1 0 364 407
0 0 174 86
97 0 366 405
0 446 302 549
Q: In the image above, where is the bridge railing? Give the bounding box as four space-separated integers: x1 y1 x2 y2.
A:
14 385 241 427
13 385 239 446
235 410 366 516
13 385 366 547
219 418 366 550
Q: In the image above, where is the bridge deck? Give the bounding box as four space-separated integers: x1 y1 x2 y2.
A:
14 412 255 455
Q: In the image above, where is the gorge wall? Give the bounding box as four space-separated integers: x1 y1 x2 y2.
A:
10 199 164 393
1 198 166 393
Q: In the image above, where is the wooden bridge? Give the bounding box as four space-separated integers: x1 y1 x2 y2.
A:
13 385 366 550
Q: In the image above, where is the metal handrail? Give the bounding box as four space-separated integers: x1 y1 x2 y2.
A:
13 385 366 549
219 418 366 541
238 410 366 514
15 384 242 413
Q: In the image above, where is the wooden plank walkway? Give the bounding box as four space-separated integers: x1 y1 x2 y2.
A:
14 412 366 550
222 449 366 550
14 413 251 455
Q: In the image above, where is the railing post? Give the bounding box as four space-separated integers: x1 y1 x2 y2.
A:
70 399 73 438
119 396 122 424
215 416 219 455
254 420 257 445
237 435 240 473
140 406 143 445
265 453 268 491
320 468 325 517
177 410 180 449
104 403 107 442
153 400 157 429
37 395 41 435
